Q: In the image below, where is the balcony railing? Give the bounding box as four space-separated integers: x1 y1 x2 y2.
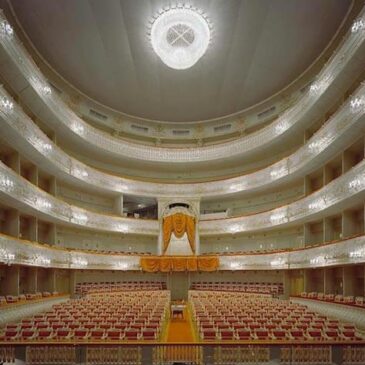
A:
0 8 364 163
1 155 365 235
0 81 364 198
0 343 364 365
0 233 364 270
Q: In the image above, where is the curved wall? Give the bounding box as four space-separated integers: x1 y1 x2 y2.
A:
0 9 364 166
0 83 364 198
1 157 365 236
1 233 364 271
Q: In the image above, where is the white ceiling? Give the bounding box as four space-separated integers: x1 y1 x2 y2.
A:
9 0 350 122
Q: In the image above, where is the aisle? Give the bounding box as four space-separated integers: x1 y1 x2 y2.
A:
166 307 196 342
158 307 200 364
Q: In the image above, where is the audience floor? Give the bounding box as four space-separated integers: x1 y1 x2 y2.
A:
166 308 195 342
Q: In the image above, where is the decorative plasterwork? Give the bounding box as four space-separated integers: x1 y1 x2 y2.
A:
0 161 159 236
1 234 365 271
0 83 364 199
219 235 365 270
199 159 365 235
1 158 365 236
0 234 140 271
0 10 364 162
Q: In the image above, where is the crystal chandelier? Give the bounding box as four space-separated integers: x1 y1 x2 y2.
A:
150 5 211 70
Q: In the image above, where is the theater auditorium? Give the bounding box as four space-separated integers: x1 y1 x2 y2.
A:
0 0 365 364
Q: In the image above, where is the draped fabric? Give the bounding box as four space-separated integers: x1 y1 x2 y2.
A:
163 215 173 254
140 256 219 272
163 213 195 254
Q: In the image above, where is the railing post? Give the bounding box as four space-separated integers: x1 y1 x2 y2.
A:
141 346 153 365
332 345 343 365
202 345 214 365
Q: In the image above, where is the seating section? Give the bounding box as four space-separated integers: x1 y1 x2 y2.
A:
75 281 167 295
191 281 283 295
190 290 365 342
0 290 169 342
0 291 60 307
300 292 365 308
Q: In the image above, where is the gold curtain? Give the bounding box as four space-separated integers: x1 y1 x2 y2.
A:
162 215 173 254
186 215 195 253
162 213 195 254
140 256 219 272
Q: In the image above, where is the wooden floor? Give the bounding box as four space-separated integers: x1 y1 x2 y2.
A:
166 308 196 342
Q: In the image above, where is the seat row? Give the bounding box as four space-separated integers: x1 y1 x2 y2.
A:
300 292 365 308
0 290 170 342
190 281 283 295
75 281 166 295
0 291 60 306
190 291 365 342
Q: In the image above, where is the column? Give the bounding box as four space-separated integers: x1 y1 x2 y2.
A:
323 217 333 242
69 270 77 297
2 266 20 296
342 210 354 239
113 194 124 215
4 209 20 237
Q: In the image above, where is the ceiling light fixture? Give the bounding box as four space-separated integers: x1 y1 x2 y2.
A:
149 5 211 70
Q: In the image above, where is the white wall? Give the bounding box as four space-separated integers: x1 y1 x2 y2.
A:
200 228 303 253
56 227 157 253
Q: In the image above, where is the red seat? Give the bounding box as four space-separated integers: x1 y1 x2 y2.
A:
220 330 235 340
37 329 54 340
202 330 217 340
106 329 122 340
99 323 111 330
21 323 33 330
56 328 72 339
68 323 80 330
342 330 362 340
51 322 64 330
84 323 96 330
90 329 105 339
5 329 19 340
141 330 156 340
236 330 251 340
273 330 287 340
255 329 270 340
35 322 49 329
124 330 139 340
307 329 322 339
74 328 89 340
21 329 36 339
290 329 306 340
114 323 127 330
325 329 340 340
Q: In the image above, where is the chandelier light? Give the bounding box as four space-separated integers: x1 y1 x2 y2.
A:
150 5 211 70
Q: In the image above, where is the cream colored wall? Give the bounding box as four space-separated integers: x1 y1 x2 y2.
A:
57 183 114 214
201 185 304 216
190 270 284 284
56 227 157 253
75 145 298 181
74 270 167 284
55 269 71 293
200 228 303 253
